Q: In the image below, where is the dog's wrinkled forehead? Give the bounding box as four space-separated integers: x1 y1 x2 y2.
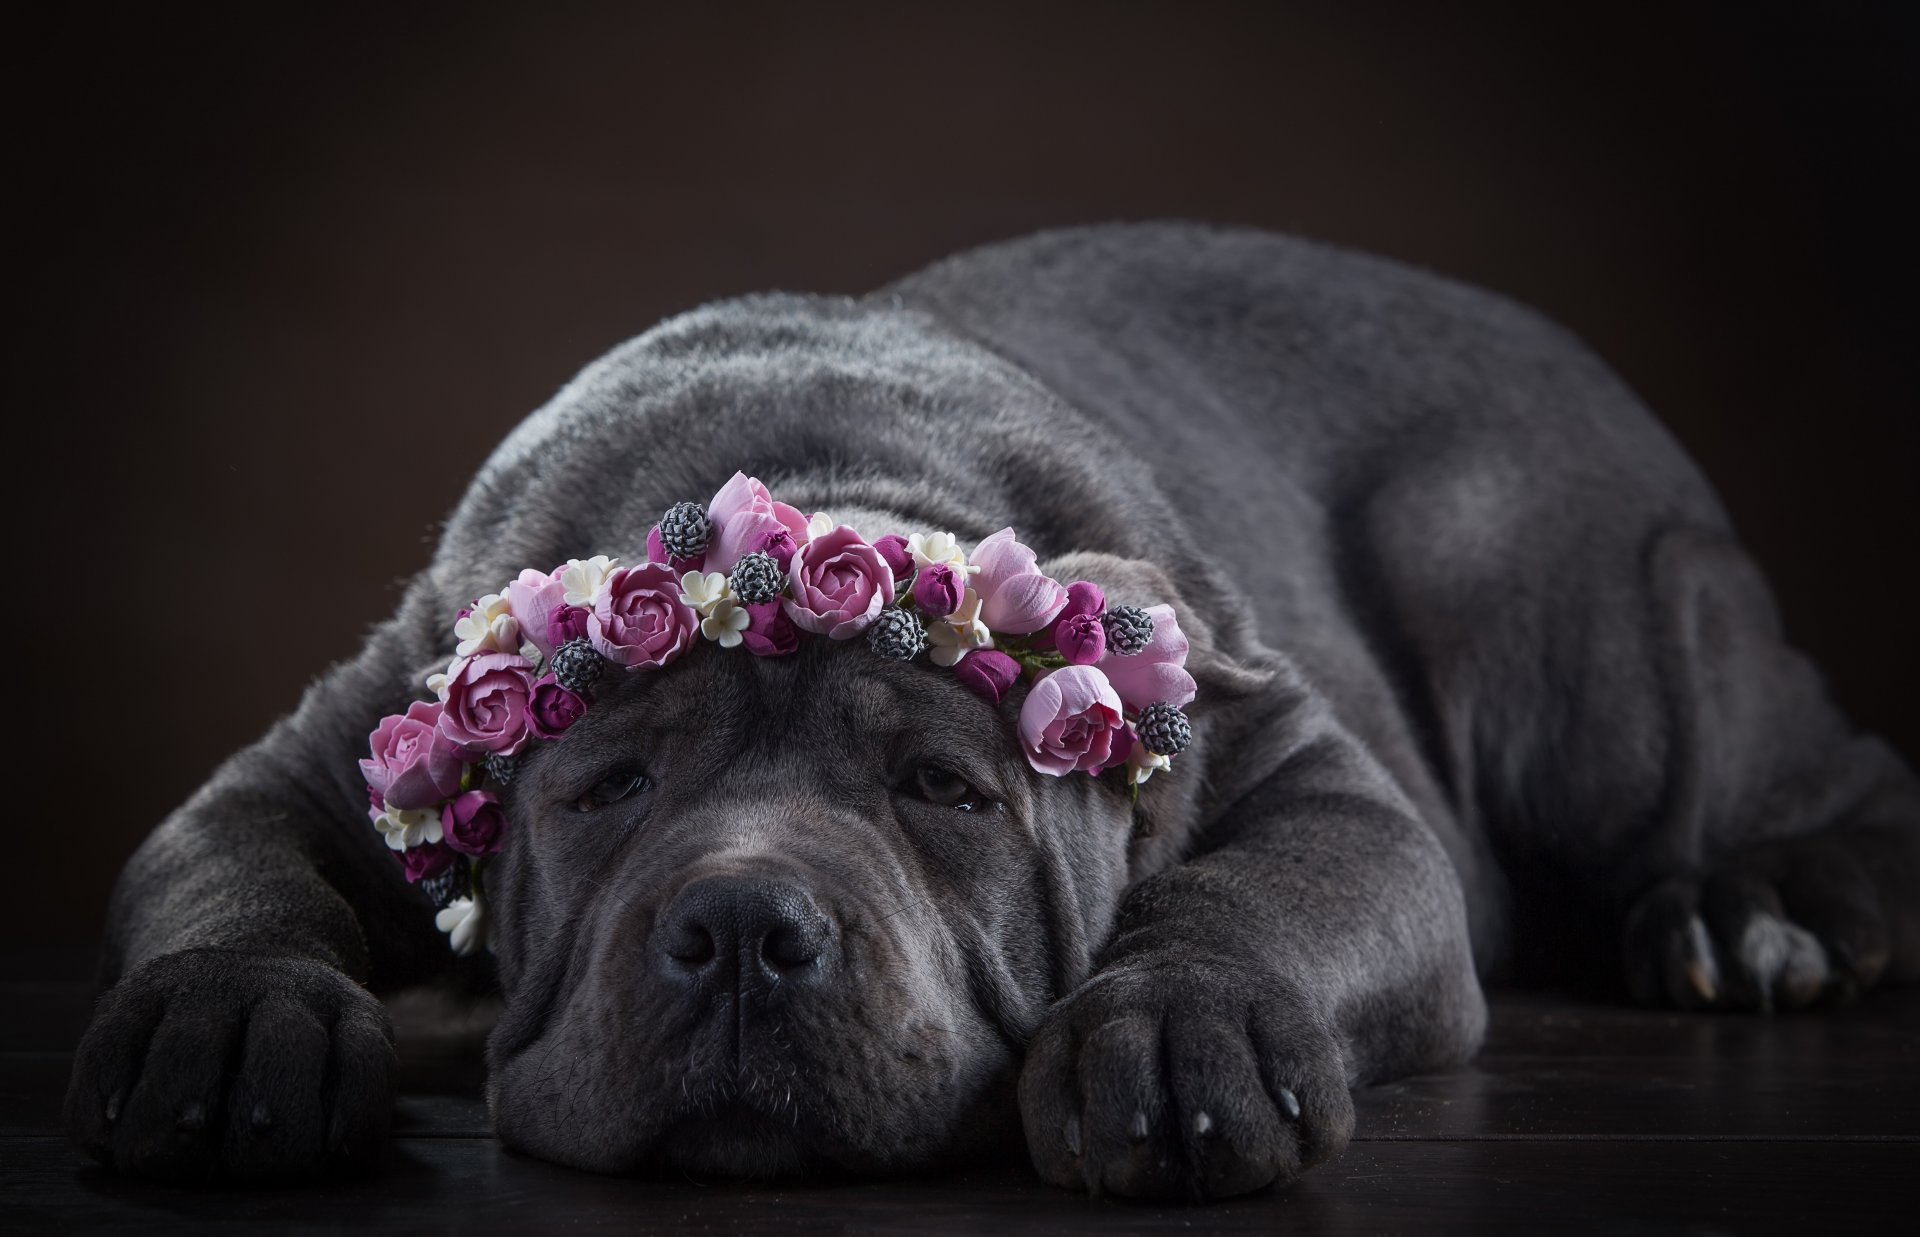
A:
532 636 1028 803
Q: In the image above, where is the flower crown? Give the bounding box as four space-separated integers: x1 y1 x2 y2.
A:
359 472 1195 953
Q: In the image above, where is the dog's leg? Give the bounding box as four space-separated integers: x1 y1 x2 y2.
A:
65 606 447 1181
1620 529 1920 1011
1018 669 1485 1199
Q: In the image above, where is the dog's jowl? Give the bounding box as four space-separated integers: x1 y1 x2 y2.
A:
66 225 1920 1196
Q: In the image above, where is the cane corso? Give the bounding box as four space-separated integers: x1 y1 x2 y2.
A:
66 224 1920 1196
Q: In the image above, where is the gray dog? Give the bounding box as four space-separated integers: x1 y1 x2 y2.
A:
67 224 1919 1197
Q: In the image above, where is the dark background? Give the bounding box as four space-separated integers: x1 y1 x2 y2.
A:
9 2 1916 947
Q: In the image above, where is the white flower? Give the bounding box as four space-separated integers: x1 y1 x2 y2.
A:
1126 745 1172 786
701 600 752 648
453 592 520 658
805 512 836 540
677 570 735 617
927 588 994 667
374 806 443 852
436 893 487 957
559 555 619 607
908 531 981 575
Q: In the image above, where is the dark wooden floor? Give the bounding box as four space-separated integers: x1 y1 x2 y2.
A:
4 948 1915 1235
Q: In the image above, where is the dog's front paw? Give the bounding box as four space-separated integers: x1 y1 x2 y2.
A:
1018 961 1354 1199
65 949 396 1182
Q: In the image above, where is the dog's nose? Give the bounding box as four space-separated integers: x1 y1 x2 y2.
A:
659 875 834 987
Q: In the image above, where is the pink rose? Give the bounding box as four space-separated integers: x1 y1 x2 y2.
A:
646 524 705 572
442 790 507 858
782 524 895 639
588 562 698 669
873 534 914 583
1095 604 1196 713
953 649 1021 706
527 676 587 738
971 528 1068 635
360 700 468 810
740 601 800 657
1017 665 1126 776
705 472 810 574
396 840 457 884
437 651 537 756
911 562 965 617
507 567 569 661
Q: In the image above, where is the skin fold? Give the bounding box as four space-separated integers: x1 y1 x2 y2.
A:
67 224 1919 1196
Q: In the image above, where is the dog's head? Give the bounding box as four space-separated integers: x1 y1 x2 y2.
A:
472 550 1250 1177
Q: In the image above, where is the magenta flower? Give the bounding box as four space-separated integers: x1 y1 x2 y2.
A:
952 649 1021 706
589 562 698 670
442 790 507 858
360 700 468 811
1017 665 1127 776
1054 611 1107 665
740 601 800 657
437 651 537 756
705 472 811 574
970 528 1068 635
527 676 587 739
911 562 966 617
872 534 914 583
782 524 895 639
1095 604 1196 713
396 840 457 884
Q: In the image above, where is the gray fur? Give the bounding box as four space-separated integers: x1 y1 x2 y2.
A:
66 224 1919 1195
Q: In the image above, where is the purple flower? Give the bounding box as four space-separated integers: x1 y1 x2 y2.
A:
442 790 506 858
873 534 914 583
970 528 1068 635
527 675 587 739
704 472 810 574
911 562 966 617
507 567 569 661
589 562 699 670
952 649 1021 706
546 605 589 649
396 840 457 884
740 601 800 657
1054 611 1107 665
753 527 800 572
1095 604 1196 713
360 700 468 811
1017 665 1126 776
782 524 895 639
437 652 537 756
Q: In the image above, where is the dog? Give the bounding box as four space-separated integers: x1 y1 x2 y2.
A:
66 223 1919 1197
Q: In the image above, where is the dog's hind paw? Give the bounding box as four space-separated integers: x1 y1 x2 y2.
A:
1623 837 1895 1012
64 950 396 1182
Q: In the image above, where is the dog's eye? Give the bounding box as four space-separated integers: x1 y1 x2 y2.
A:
573 769 651 813
912 764 986 812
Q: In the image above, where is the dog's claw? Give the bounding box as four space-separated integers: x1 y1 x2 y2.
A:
1277 1087 1301 1122
1129 1110 1150 1141
1193 1110 1213 1137
1065 1115 1082 1157
251 1101 274 1130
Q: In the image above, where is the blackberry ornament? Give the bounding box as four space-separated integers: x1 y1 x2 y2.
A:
729 551 785 604
658 501 712 562
1135 701 1192 756
549 638 604 695
867 607 927 661
421 860 472 909
1102 605 1155 656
